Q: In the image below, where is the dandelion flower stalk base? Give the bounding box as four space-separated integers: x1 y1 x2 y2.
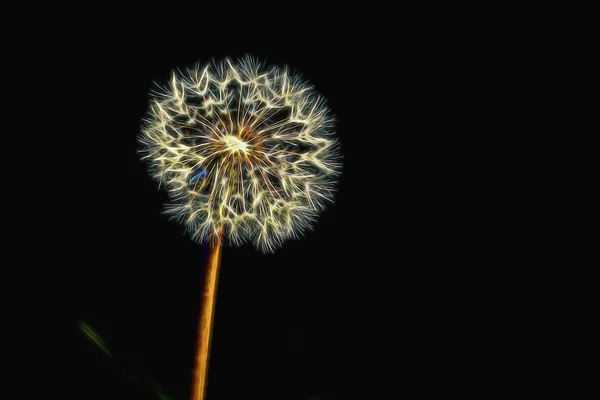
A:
191 229 223 400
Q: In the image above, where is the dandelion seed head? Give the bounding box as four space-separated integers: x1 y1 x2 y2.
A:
138 56 342 253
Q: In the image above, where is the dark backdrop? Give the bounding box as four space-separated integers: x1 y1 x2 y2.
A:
32 1 498 399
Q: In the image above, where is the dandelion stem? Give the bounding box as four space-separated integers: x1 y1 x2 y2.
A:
191 228 223 400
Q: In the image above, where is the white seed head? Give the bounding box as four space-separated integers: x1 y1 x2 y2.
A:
138 55 342 253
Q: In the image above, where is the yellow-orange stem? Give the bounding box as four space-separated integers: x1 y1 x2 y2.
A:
191 229 223 400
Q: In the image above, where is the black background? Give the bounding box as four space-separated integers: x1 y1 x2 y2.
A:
31 1 502 399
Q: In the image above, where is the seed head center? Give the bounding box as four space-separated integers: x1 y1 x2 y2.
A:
222 135 249 154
